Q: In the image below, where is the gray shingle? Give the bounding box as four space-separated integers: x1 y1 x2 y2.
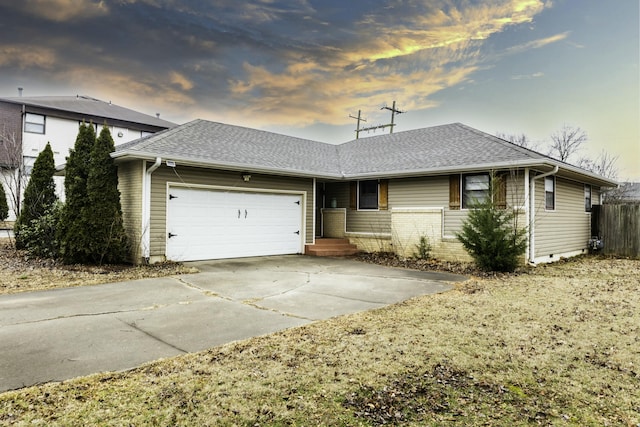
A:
338 123 547 176
0 95 175 129
116 119 341 176
113 119 564 179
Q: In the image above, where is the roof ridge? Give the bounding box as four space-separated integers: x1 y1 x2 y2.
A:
453 122 548 160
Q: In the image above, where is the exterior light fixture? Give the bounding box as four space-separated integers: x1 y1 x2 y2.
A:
242 172 251 182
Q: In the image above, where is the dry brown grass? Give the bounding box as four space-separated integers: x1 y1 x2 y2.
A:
1 256 639 426
0 239 197 294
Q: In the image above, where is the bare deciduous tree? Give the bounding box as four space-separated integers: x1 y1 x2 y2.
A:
0 126 26 220
549 124 587 163
496 132 536 150
578 149 619 180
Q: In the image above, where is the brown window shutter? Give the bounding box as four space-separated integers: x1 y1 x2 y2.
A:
494 173 507 209
379 180 389 210
350 182 357 209
449 175 460 210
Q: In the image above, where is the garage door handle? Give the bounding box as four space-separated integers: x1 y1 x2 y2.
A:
245 209 248 218
238 209 241 218
168 232 177 238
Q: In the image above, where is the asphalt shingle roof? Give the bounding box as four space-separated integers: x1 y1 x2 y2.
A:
337 123 546 176
116 119 341 176
0 95 175 129
114 119 614 186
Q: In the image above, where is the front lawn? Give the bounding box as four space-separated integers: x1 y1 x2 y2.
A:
1 256 638 426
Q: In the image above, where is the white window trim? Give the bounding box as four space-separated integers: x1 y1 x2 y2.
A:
584 184 592 213
461 173 491 210
24 113 46 134
544 176 556 211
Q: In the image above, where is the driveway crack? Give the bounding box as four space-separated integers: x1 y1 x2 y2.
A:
3 309 142 327
118 318 188 354
174 277 232 300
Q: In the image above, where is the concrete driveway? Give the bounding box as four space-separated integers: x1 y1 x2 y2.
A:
0 256 465 392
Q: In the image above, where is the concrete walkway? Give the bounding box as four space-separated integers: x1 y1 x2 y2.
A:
0 256 466 392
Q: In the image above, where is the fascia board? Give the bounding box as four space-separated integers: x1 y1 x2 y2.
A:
111 151 343 180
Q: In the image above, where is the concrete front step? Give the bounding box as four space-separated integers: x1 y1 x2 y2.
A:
305 238 360 257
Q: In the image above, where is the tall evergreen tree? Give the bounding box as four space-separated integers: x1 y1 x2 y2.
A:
85 125 128 264
0 182 8 222
14 143 57 248
58 122 96 263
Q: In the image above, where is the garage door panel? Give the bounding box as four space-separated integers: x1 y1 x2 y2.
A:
166 187 303 261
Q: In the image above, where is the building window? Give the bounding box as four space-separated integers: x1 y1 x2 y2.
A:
545 176 555 210
462 174 490 208
24 113 45 134
584 184 592 212
358 180 378 210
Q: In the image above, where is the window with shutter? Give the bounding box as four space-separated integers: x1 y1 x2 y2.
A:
358 180 378 210
463 174 490 208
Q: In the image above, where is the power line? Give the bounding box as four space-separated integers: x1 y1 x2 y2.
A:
351 101 406 139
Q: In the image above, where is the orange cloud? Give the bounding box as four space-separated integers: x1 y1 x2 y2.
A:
21 0 109 21
169 71 194 91
0 45 57 69
225 1 551 127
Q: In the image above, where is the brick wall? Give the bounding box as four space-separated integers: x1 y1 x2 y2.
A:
322 208 346 238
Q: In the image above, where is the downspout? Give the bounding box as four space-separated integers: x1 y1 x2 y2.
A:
142 157 161 263
529 165 559 264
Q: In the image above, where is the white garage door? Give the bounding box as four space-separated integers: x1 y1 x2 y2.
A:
166 187 303 261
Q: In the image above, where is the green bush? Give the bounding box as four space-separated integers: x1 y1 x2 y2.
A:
18 202 62 258
85 126 128 264
58 124 128 264
14 143 57 249
413 235 432 260
456 200 527 272
58 123 96 263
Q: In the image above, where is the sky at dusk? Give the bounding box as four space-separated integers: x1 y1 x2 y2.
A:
1 0 638 180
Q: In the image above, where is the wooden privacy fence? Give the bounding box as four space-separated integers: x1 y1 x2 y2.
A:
593 204 640 258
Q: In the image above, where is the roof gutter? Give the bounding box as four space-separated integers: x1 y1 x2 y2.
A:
529 165 559 264
141 157 161 262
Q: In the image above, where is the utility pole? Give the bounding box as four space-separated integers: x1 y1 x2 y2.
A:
349 110 367 139
357 100 407 136
380 100 405 134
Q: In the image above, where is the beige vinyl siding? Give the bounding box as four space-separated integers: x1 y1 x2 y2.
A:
324 181 391 234
389 176 450 207
346 210 391 234
117 160 144 262
533 177 591 258
149 165 313 259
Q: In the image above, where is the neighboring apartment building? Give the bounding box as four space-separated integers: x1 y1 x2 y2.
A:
0 94 176 221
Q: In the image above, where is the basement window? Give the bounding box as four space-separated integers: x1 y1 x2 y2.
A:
24 113 45 134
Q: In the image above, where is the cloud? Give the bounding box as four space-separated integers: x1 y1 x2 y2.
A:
0 45 57 69
511 71 545 80
18 0 108 21
0 0 554 128
224 0 550 126
169 71 194 91
505 32 570 54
